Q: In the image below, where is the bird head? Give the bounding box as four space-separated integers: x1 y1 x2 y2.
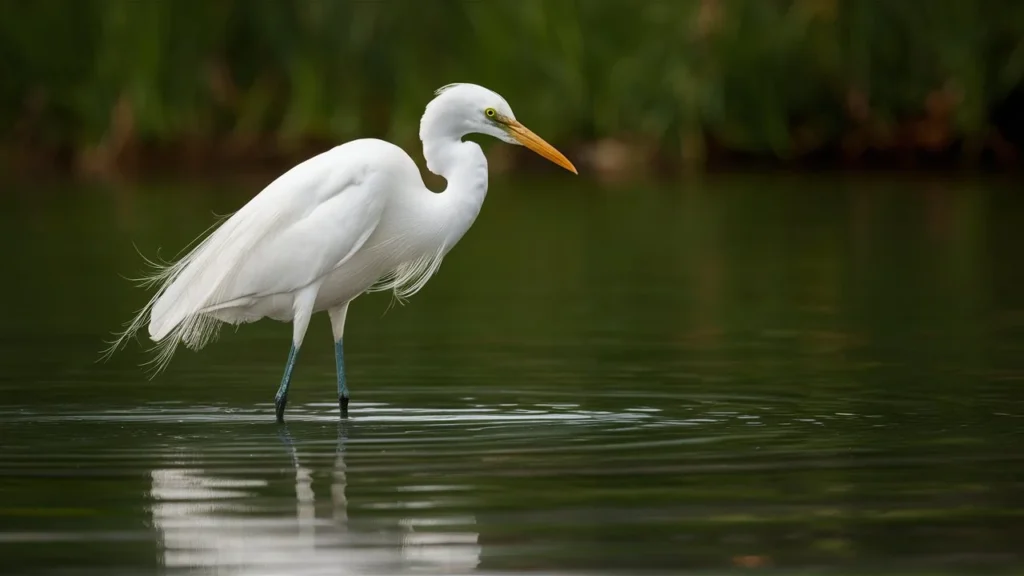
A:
420 83 577 174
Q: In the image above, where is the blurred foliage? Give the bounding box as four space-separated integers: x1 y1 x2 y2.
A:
1 0 1023 170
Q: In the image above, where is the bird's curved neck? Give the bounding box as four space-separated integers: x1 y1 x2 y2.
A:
422 136 488 243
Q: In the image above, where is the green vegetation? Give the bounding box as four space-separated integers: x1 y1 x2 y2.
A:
2 0 1023 173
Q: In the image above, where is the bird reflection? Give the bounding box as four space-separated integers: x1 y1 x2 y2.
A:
149 423 480 575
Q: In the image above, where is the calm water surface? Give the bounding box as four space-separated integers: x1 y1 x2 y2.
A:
1 174 1022 575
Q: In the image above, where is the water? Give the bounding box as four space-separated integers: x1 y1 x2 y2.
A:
1 173 1023 575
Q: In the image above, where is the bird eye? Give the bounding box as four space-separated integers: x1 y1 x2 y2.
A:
484 108 497 118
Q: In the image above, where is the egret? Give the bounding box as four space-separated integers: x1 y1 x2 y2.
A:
106 83 577 422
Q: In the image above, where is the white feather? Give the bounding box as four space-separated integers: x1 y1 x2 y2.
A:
367 242 448 303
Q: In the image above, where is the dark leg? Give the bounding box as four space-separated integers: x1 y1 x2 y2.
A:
335 339 349 417
274 344 300 423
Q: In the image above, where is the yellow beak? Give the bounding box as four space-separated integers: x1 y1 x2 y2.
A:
505 120 578 174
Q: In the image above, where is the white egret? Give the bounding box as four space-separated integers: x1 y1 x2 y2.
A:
107 83 577 421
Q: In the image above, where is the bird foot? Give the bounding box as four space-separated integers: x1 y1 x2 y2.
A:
339 395 349 418
275 395 287 423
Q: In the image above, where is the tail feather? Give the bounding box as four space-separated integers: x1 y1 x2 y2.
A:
100 234 228 377
100 207 273 376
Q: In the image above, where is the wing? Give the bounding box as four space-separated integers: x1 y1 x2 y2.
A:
104 139 411 371
149 144 393 339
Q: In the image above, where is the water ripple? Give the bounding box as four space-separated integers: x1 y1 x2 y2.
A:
2 390 1022 575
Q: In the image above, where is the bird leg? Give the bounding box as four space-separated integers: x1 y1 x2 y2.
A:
275 284 318 423
335 339 349 417
274 344 300 422
328 303 351 418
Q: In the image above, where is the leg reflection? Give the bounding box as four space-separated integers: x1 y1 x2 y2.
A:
279 425 316 541
331 422 349 526
150 421 479 574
